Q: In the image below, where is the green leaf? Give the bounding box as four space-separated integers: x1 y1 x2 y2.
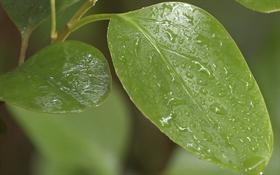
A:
250 20 280 175
8 87 130 175
0 41 111 113
0 0 81 34
107 2 273 175
235 0 280 13
164 148 238 175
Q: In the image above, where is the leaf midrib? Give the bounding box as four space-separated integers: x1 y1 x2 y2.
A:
118 14 205 113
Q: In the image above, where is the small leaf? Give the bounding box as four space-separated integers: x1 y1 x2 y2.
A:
235 0 280 13
0 0 81 34
107 2 273 174
8 88 130 175
0 41 111 113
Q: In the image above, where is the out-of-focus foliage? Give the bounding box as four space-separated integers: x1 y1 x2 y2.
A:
0 116 5 133
0 0 82 34
8 87 130 175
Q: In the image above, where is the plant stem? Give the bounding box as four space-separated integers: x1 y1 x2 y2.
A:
56 0 98 42
18 32 31 65
57 14 114 41
50 0 57 42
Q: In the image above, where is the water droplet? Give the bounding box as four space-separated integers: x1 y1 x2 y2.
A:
192 61 211 76
177 126 186 131
176 124 192 133
246 137 252 142
167 97 175 105
187 143 194 148
198 79 207 85
224 67 228 75
245 81 249 88
229 85 233 94
186 72 193 79
171 74 175 82
212 63 217 69
249 101 254 108
210 103 226 115
160 114 173 126
201 88 207 94
218 89 226 97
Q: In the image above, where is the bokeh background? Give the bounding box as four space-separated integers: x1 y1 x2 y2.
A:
0 0 279 175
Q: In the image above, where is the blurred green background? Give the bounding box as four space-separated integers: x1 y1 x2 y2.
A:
0 0 279 175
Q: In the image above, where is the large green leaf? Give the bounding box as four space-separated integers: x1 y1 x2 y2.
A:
249 19 280 175
235 0 280 13
8 87 130 175
0 41 111 113
165 148 280 175
0 0 81 34
164 148 238 175
107 2 273 175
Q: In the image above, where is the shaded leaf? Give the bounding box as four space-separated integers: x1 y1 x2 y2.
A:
107 2 273 175
0 0 81 34
8 87 130 175
0 41 111 113
235 0 280 13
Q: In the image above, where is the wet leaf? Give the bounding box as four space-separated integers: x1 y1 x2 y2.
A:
107 2 273 175
235 0 280 13
0 0 81 34
250 20 280 175
164 148 238 175
0 41 111 113
8 87 130 175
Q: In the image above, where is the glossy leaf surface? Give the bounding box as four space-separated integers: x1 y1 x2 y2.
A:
250 21 280 175
8 88 130 175
164 148 238 175
0 41 111 113
0 0 81 34
236 0 280 13
107 2 273 174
